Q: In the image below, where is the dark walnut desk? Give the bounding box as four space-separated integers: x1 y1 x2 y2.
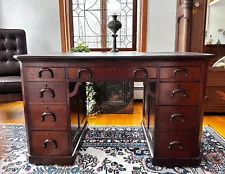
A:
15 52 213 167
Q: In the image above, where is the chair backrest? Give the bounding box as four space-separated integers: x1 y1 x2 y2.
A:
0 29 27 76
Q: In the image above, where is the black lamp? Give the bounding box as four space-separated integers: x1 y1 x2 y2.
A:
107 0 122 52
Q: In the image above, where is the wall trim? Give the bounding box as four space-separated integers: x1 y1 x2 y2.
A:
138 0 148 52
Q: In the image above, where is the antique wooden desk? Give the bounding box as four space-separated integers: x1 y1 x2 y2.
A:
15 52 212 166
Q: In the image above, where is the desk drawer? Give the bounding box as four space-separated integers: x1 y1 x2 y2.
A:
27 82 67 103
68 67 156 79
26 67 65 80
160 67 201 81
159 82 199 105
205 87 225 106
156 106 198 131
28 105 68 130
30 131 69 156
154 132 199 158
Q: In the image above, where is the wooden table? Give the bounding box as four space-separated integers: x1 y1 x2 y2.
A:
15 52 212 166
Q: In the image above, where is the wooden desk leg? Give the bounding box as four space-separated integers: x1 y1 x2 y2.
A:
142 82 156 158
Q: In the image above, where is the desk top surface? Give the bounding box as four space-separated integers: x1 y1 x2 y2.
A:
14 51 213 61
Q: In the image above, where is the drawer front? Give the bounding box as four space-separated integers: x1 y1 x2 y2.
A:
205 87 225 106
159 82 199 105
156 106 198 131
26 67 65 80
154 132 199 158
160 67 201 81
68 67 157 79
30 131 69 156
27 82 67 102
28 105 68 130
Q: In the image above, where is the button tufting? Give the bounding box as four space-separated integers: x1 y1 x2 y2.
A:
0 29 27 89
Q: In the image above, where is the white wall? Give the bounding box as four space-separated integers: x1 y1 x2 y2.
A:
0 0 177 53
146 0 177 52
0 1 2 24
0 0 177 100
134 0 177 99
0 0 61 53
205 1 225 44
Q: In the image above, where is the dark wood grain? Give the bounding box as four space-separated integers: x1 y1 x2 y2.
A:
27 82 67 103
160 67 201 81
25 67 66 80
204 45 225 113
17 52 212 166
175 0 207 53
154 132 199 158
174 0 223 113
68 67 157 79
175 0 193 52
156 106 198 131
158 82 200 105
30 131 69 156
28 105 68 130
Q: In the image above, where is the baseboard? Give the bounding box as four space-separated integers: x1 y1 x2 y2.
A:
134 86 143 90
134 86 143 100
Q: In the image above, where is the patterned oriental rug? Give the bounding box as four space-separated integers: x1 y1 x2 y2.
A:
0 124 225 174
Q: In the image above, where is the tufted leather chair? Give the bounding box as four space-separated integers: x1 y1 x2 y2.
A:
0 29 27 102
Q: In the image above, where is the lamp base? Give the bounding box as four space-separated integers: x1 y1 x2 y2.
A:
110 48 119 52
108 15 122 53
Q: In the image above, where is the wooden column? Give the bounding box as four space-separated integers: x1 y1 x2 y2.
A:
138 0 148 52
175 0 193 52
59 0 70 52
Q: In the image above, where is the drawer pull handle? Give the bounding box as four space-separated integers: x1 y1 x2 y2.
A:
43 139 58 148
133 68 148 78
170 114 184 123
41 112 56 122
172 68 188 78
205 96 209 100
168 141 183 150
38 68 54 78
171 89 187 98
40 88 55 98
77 68 92 78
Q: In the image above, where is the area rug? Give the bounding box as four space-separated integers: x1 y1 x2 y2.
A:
0 124 225 174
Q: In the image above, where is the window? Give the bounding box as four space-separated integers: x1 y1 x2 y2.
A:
59 0 147 52
70 0 137 51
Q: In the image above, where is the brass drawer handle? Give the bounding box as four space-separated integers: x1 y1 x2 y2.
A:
205 96 209 100
41 112 56 122
171 89 187 98
168 141 183 150
40 88 55 98
38 68 54 78
77 68 92 78
133 68 148 78
172 68 188 78
170 114 184 123
43 139 58 148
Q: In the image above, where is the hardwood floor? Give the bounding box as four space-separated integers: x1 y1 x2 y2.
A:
0 101 225 137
